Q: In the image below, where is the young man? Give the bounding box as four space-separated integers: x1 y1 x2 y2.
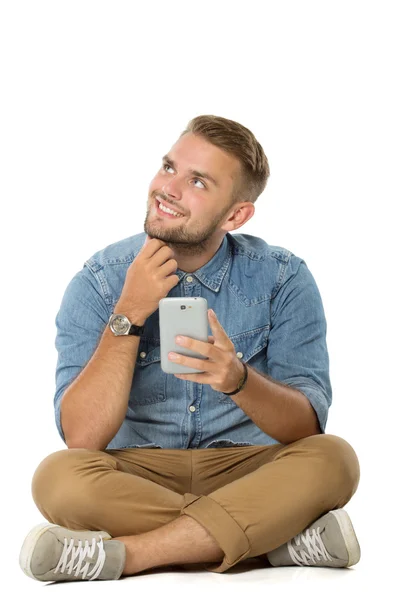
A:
19 115 360 582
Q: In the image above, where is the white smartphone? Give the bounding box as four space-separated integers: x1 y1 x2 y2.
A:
159 297 209 374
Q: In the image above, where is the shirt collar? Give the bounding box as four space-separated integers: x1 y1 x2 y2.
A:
175 234 232 293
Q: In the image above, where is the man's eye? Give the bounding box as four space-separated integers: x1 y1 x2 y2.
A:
162 164 205 189
193 178 206 189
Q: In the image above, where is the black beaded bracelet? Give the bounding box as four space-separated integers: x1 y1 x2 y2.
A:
222 361 248 396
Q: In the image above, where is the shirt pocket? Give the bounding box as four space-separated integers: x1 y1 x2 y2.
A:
216 324 270 404
130 338 167 406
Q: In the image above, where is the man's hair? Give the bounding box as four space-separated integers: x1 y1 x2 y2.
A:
179 114 270 207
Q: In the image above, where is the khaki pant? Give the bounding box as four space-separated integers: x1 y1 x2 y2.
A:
31 433 360 573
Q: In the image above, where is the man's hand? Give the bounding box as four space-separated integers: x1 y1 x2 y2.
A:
168 309 245 394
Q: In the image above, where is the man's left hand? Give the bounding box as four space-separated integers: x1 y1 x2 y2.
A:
168 309 244 394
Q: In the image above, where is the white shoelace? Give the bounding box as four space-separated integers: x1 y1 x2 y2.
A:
287 526 334 566
53 535 106 580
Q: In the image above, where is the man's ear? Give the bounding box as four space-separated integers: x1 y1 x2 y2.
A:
223 202 255 232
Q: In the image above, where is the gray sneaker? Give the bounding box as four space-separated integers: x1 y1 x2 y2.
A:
267 509 361 568
19 522 126 582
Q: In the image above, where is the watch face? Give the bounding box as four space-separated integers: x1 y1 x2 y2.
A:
112 315 130 334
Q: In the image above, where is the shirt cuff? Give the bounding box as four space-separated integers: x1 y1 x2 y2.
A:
281 376 330 434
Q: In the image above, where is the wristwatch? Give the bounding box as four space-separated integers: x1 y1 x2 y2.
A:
108 313 145 337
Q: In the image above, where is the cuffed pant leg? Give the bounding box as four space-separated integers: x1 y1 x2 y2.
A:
181 434 360 573
180 493 251 572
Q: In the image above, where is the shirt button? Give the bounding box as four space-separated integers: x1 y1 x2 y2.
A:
140 352 147 358
189 405 196 413
236 351 243 359
186 276 193 283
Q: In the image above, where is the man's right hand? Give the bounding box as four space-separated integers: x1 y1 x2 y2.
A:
115 235 179 323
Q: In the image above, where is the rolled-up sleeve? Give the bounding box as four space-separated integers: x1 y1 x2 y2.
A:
53 265 109 444
266 256 332 433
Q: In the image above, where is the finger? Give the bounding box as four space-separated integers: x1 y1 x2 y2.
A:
208 310 232 347
175 336 215 357
208 335 215 344
169 353 211 372
208 309 223 329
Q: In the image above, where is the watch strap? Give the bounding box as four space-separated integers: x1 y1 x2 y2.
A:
222 361 248 396
128 323 145 336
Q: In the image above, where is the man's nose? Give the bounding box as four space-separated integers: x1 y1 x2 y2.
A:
162 178 182 199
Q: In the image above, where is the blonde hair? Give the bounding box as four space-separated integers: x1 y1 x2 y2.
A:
180 115 270 206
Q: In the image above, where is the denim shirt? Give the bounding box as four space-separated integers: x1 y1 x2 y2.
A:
54 231 332 449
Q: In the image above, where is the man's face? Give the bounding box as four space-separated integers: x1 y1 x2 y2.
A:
144 133 242 247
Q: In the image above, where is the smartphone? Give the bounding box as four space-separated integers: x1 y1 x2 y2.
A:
159 297 209 374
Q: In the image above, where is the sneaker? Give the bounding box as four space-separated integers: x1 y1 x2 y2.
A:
19 522 126 582
267 509 361 568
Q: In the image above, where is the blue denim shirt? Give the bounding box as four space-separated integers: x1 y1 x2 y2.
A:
54 232 331 449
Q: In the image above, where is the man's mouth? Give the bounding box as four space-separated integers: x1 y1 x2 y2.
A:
155 196 185 218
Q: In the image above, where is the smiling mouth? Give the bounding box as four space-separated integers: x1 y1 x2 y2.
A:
155 196 185 218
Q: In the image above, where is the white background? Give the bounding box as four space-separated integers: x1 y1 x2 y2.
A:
1 0 398 595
